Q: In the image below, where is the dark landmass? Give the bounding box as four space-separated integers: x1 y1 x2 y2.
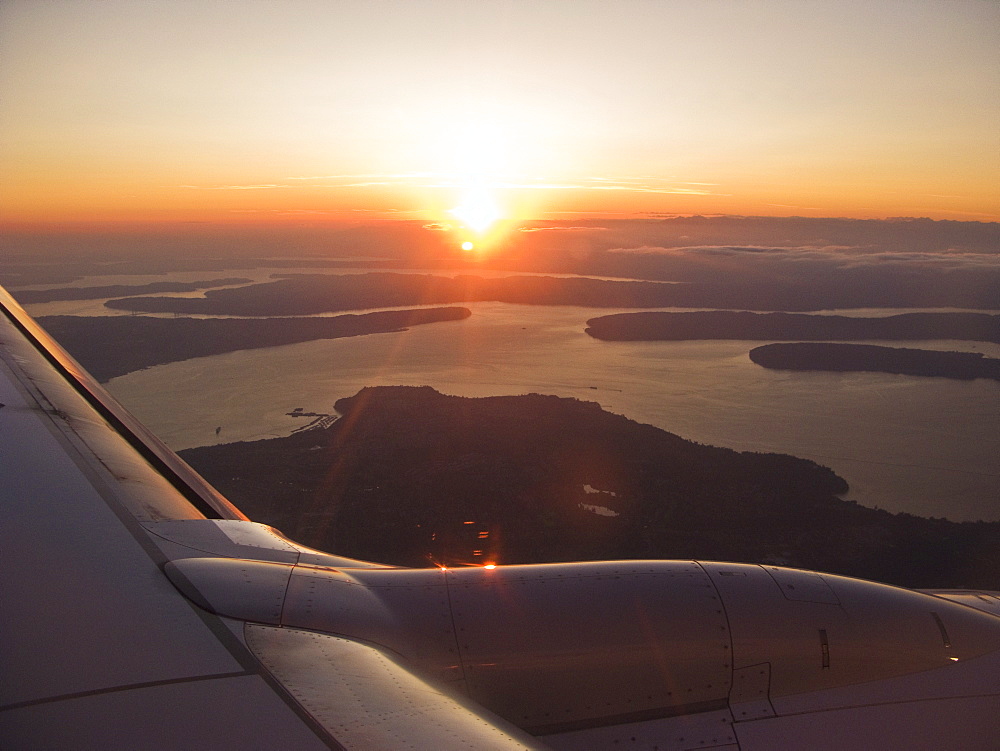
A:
585 311 1000 343
0 258 398 287
178 386 1000 589
0 266 88 286
13 278 252 303
4 216 997 265
38 308 470 381
5 216 997 309
750 343 1000 381
104 273 688 315
102 270 1000 316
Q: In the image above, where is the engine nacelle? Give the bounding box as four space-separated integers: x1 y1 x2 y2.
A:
166 555 1000 743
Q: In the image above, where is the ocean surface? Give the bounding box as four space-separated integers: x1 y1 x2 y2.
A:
92 299 1000 523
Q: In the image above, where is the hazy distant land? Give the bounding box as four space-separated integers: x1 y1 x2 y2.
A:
585 311 1000 343
0 257 400 287
102 270 1000 316
103 273 693 315
178 386 1000 589
4 216 997 311
38 308 470 381
750 343 1000 381
13 278 252 303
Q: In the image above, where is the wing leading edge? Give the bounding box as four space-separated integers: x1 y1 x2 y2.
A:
0 286 542 750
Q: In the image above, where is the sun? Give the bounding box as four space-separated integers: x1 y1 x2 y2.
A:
442 117 510 236
450 183 502 235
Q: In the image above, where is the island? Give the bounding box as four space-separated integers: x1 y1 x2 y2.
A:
38 308 471 381
585 310 1000 344
749 343 1000 381
13 278 252 303
178 386 1000 589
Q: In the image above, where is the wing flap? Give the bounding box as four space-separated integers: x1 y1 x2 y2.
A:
245 624 547 750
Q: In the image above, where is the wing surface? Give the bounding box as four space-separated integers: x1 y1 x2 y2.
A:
0 286 542 750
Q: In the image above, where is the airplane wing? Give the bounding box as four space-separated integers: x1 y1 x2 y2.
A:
2 284 998 750
0 286 542 750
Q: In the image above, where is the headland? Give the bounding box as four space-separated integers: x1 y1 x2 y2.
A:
585 311 1000 343
38 308 471 381
178 386 1000 588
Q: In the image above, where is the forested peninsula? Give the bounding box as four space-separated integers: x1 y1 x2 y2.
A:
38 308 470 381
750 343 1000 381
178 386 1000 589
585 311 1000 343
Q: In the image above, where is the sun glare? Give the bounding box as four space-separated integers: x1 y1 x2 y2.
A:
442 117 510 236
451 183 503 235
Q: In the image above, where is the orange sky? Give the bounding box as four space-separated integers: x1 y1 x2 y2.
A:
2 0 998 230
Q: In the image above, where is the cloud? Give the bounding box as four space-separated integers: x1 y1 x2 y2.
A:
588 185 721 195
638 212 728 219
543 210 633 216
285 172 439 181
177 173 451 192
915 208 998 218
586 176 718 187
518 226 608 233
765 203 823 211
496 177 725 196
177 183 288 190
174 173 729 198
604 244 1000 277
285 174 390 181
226 207 412 216
282 172 464 190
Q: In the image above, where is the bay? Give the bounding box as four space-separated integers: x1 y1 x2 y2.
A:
103 301 1000 523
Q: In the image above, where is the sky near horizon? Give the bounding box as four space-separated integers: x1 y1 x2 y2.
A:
1 0 998 229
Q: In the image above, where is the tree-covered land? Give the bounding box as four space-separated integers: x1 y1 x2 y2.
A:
585 310 1000 343
38 308 470 381
750 343 1000 381
179 386 1000 589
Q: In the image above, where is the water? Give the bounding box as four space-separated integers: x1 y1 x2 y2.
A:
102 301 1000 522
